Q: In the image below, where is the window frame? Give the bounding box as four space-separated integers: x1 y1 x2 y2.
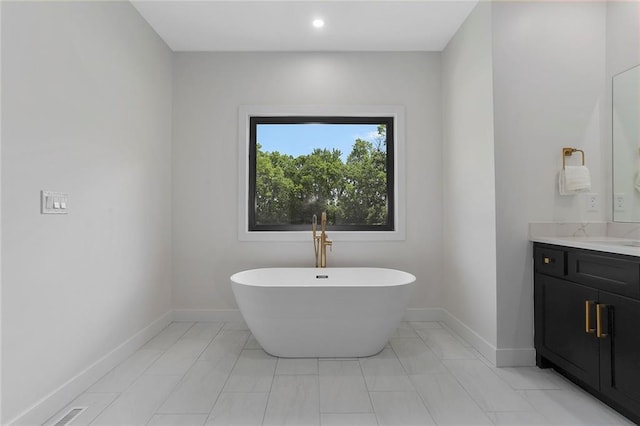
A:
248 115 395 232
238 105 406 242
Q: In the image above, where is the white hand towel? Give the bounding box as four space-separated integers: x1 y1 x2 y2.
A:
558 171 569 195
559 166 591 195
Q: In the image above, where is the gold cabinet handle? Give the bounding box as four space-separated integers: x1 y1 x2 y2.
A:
585 300 596 333
543 257 551 264
596 304 608 338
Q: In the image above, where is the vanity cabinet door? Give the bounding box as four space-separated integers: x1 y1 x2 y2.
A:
599 291 640 421
534 273 599 388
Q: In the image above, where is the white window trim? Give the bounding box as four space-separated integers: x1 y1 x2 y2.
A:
237 105 406 242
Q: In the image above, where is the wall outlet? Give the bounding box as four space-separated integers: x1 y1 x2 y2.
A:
586 193 599 212
614 193 626 211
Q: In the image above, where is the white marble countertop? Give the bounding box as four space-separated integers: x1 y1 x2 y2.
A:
532 236 640 257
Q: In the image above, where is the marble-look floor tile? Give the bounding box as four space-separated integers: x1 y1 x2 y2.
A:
392 322 419 338
410 373 492 425
408 321 443 330
91 375 181 425
276 357 318 375
415 328 477 360
206 392 268 426
181 322 224 341
359 347 414 391
390 338 448 375
44 392 118 426
263 375 320 426
466 346 497 369
320 413 378 426
157 359 235 414
244 334 262 349
222 349 277 392
443 359 533 412
147 414 208 426
222 320 248 331
198 330 249 362
88 349 163 393
143 322 195 350
492 366 567 390
486 411 553 425
520 389 636 425
369 391 435 425
146 338 210 376
319 360 372 413
44 318 640 426
440 323 474 348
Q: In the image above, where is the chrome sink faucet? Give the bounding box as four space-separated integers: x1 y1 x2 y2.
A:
312 212 332 268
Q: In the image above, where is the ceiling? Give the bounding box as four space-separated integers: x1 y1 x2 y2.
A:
131 0 479 52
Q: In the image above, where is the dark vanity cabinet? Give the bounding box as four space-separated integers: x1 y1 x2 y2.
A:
534 243 640 423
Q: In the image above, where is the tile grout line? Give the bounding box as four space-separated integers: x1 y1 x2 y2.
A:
402 322 440 424
436 346 554 424
259 351 280 426
140 322 207 425
81 324 199 426
87 322 197 425
128 322 223 424
202 322 251 424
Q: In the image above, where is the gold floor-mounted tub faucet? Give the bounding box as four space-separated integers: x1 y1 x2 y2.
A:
312 212 332 268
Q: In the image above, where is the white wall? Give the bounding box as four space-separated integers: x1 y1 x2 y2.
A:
442 1 609 365
491 1 607 359
441 2 498 354
0 2 3 422
607 1 640 78
1 2 173 423
172 52 442 314
607 0 640 223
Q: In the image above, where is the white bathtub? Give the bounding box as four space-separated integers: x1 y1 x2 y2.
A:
230 267 416 357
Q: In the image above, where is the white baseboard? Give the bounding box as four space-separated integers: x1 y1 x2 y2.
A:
440 309 535 367
496 347 536 367
9 311 174 426
440 308 498 365
172 309 244 322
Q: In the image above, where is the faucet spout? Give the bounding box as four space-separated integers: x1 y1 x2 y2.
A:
313 211 332 268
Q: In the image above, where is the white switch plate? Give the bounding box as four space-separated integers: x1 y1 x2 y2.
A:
586 193 599 212
41 190 69 214
614 193 625 211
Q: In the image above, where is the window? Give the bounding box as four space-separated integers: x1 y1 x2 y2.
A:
249 116 394 231
238 105 405 241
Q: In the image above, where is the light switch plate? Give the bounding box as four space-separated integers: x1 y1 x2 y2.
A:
41 190 69 214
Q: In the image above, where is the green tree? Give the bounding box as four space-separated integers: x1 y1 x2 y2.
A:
339 125 387 225
255 144 296 224
292 148 344 224
254 125 388 226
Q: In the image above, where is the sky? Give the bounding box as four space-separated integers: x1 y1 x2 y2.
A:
257 123 381 161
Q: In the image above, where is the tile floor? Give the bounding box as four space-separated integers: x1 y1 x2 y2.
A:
45 321 634 426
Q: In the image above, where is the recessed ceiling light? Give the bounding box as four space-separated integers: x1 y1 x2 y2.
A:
312 19 325 29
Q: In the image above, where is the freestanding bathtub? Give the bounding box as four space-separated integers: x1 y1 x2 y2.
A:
230 267 416 357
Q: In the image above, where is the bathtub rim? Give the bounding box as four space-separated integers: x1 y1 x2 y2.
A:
230 267 416 288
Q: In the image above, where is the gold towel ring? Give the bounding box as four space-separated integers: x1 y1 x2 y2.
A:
562 147 585 169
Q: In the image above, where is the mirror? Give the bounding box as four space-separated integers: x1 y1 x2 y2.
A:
613 64 640 222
